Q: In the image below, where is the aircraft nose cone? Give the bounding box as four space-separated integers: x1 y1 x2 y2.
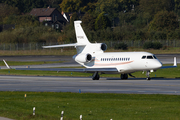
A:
156 61 162 69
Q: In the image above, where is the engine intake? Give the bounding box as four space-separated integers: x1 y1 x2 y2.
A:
101 43 107 51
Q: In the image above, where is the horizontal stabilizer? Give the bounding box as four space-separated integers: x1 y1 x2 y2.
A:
42 43 86 48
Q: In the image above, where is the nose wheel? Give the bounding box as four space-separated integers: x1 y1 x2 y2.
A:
146 71 151 80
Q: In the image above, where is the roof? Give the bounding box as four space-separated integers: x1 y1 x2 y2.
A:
29 8 56 16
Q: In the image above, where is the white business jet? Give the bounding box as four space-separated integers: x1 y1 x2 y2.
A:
42 20 176 80
4 21 177 80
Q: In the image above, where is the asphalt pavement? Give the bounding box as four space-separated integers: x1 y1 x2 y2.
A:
0 75 180 95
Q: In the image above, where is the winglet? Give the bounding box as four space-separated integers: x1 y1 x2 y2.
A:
160 57 177 69
174 57 177 66
3 59 11 69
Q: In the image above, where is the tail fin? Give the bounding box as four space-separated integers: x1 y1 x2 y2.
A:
43 21 90 54
74 21 90 44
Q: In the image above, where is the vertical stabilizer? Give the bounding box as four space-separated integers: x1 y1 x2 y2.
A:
74 21 90 44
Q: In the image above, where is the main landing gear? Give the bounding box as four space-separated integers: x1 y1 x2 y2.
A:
92 72 100 80
121 74 128 79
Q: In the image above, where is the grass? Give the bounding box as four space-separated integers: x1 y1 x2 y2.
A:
0 61 62 66
0 92 180 120
0 49 76 56
0 47 180 56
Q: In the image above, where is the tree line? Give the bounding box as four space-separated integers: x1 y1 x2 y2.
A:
0 0 180 48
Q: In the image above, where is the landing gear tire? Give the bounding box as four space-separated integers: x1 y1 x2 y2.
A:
146 71 151 80
92 72 100 80
121 74 128 80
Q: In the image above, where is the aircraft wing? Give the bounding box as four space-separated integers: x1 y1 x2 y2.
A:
161 66 177 69
15 68 118 73
3 59 118 73
160 57 177 69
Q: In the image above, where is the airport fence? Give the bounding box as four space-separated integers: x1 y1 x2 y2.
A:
0 40 180 51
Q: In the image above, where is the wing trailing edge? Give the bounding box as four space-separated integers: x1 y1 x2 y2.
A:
15 68 118 73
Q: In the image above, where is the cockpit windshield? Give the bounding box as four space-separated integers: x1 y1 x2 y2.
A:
142 56 146 59
142 55 157 59
153 55 157 59
147 56 153 59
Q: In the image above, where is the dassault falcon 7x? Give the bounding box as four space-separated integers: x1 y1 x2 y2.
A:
4 21 177 80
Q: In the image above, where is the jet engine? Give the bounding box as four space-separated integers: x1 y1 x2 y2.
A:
74 53 92 63
100 43 107 51
91 43 107 52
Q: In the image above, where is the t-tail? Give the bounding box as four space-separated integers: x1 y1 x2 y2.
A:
74 21 90 45
43 21 107 64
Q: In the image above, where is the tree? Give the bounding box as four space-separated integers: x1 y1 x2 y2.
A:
149 11 179 31
60 0 97 13
82 13 96 30
95 0 122 21
138 0 175 18
175 0 180 16
46 0 62 9
95 12 111 30
95 0 139 21
81 2 96 13
60 0 82 12
3 0 49 13
0 4 19 24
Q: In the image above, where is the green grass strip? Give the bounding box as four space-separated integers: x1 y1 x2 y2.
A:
0 92 179 120
0 61 62 66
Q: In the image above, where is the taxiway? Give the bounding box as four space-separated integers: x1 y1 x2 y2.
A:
0 75 179 95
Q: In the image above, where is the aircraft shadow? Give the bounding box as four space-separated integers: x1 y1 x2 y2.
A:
105 77 180 81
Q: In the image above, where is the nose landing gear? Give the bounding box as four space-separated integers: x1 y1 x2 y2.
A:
146 71 151 80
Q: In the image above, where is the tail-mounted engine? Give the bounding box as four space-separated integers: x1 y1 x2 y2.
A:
100 43 107 51
91 43 107 52
74 53 92 63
